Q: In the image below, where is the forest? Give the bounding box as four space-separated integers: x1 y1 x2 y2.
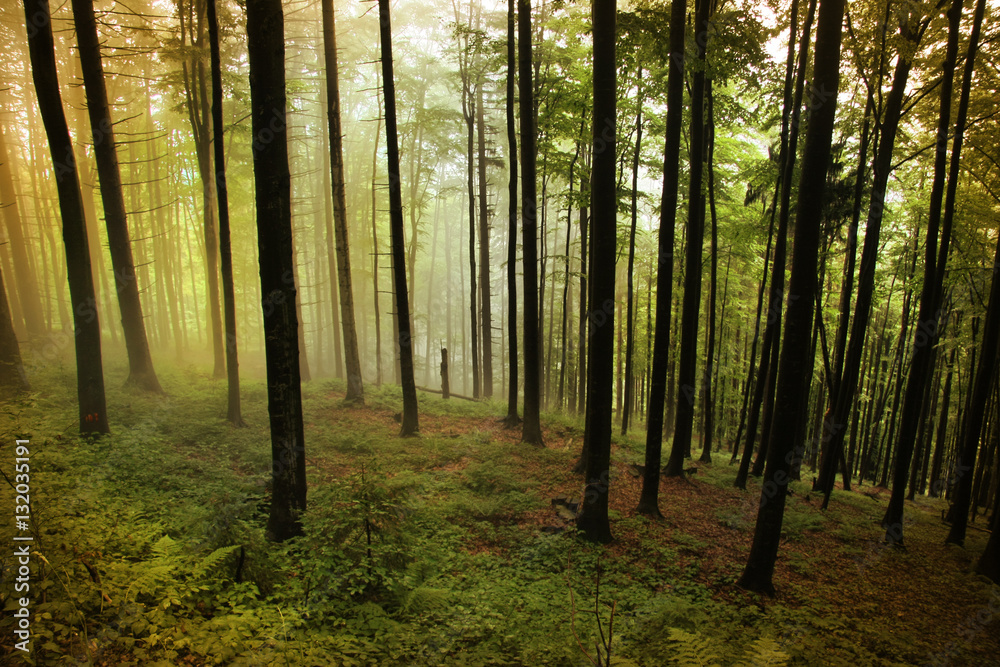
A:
1 0 999 662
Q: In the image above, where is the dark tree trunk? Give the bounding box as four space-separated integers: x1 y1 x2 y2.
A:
576 157 589 417
73 0 162 394
504 0 520 426
817 6 932 506
0 263 29 392
322 0 364 404
477 82 493 399
247 0 306 540
665 0 711 477
976 486 1000 583
459 24 480 400
576 0 615 545
519 0 543 445
23 0 109 434
887 0 983 544
738 0 844 596
378 0 419 436
929 345 957 497
636 0 684 516
207 0 243 424
700 81 718 464
621 67 642 436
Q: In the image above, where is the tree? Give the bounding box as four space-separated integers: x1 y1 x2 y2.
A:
665 0 711 477
519 0 543 445
72 0 162 394
636 0 684 517
378 0 419 436
321 0 364 404
503 0 520 427
738 0 845 595
576 0 615 545
246 0 306 540
0 263 28 392
176 0 226 379
621 67 642 437
23 0 109 435
207 0 242 424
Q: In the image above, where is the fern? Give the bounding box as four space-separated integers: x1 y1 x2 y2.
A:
738 637 791 667
668 627 722 666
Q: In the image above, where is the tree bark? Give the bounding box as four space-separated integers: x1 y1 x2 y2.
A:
73 0 162 394
247 0 306 540
738 0 844 596
378 0 419 436
621 67 642 436
636 0 684 516
24 0 109 434
207 0 243 424
576 0 616 545
665 0 711 477
503 0 520 426
519 0 543 445
321 0 364 403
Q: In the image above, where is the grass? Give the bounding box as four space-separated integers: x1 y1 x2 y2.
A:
0 360 997 665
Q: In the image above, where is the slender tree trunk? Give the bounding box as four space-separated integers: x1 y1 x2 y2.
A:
322 0 364 403
887 0 983 543
371 100 383 386
378 0 419 436
929 345 957 497
504 0 520 425
247 0 306 540
817 5 933 507
73 0 162 393
700 81 718 463
519 0 543 445
621 68 643 436
576 154 589 416
636 0 684 516
738 0 844 596
207 0 243 423
576 0 616 545
24 0 109 434
665 0 711 477
477 80 493 398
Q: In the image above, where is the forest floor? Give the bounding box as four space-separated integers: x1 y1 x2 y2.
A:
1 361 998 666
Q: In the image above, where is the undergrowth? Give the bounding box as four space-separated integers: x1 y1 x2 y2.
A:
0 360 995 665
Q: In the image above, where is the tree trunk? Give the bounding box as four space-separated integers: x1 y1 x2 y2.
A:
700 80 718 464
929 345 957 497
576 0 616 545
378 0 419 436
519 0 543 445
621 67 642 436
371 100 383 386
665 0 711 477
817 4 933 507
246 0 306 540
737 0 844 596
477 80 493 399
636 0 684 517
207 0 243 424
24 0 109 434
73 0 162 394
504 0 520 425
321 0 364 403
887 0 983 544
